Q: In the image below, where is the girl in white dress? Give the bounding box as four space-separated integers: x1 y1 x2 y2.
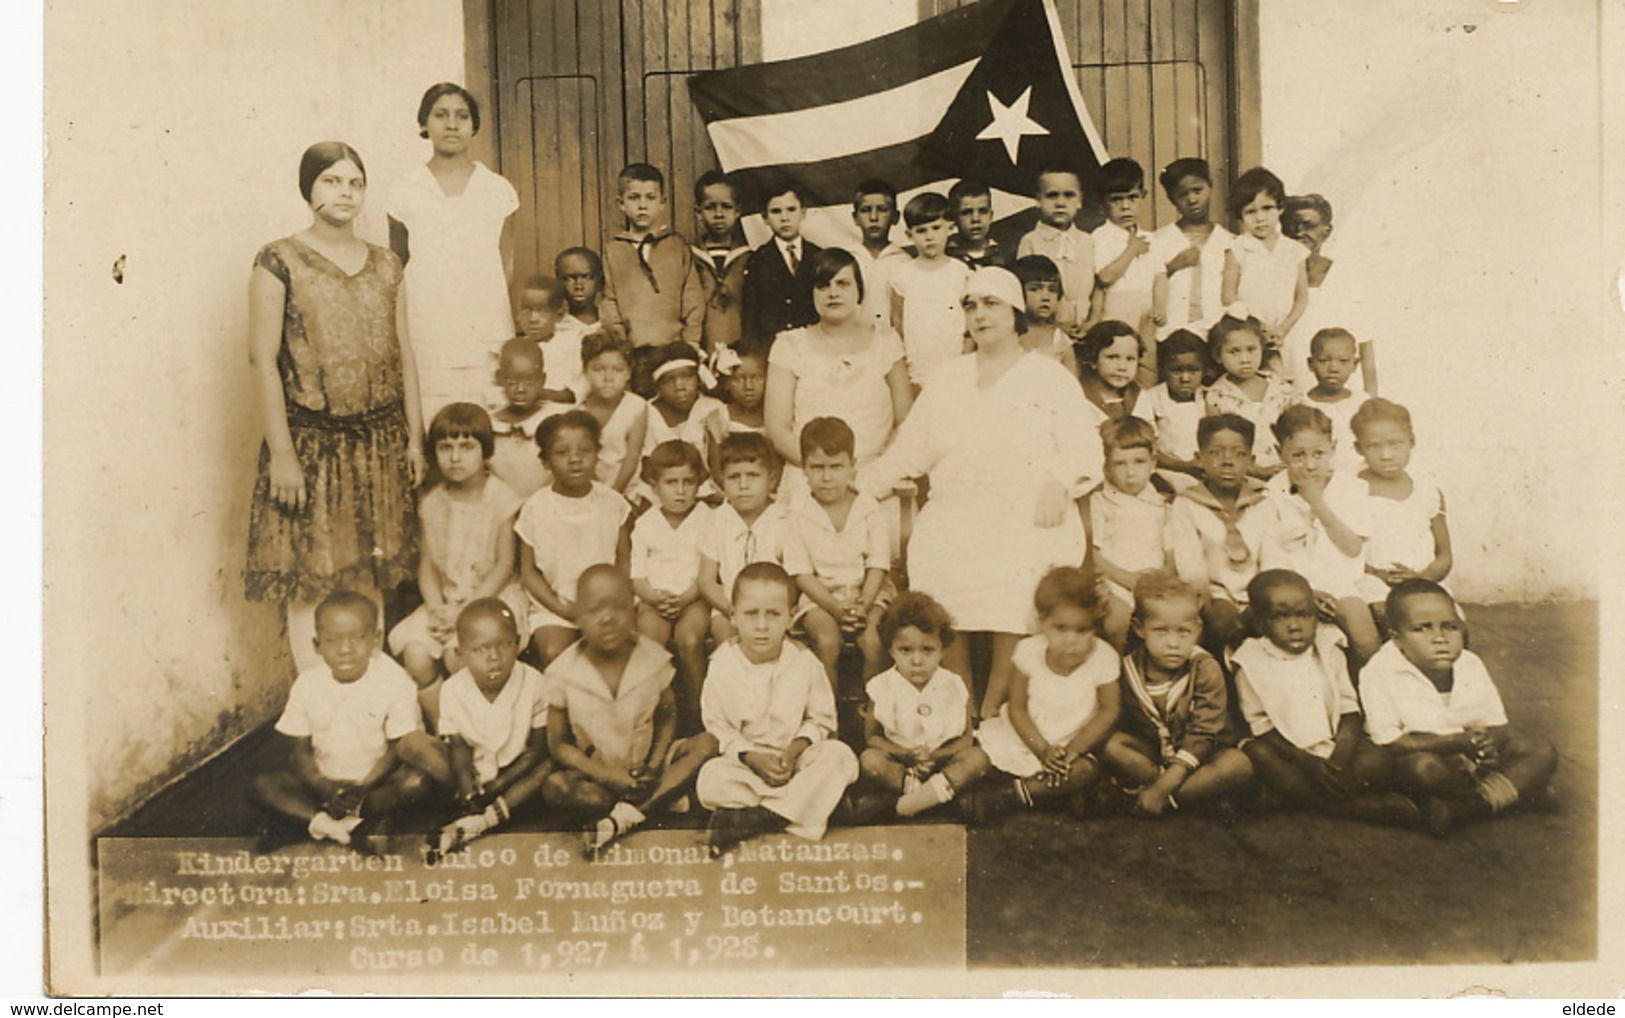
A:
635 345 724 504
966 567 1121 818
1349 399 1453 623
1220 167 1308 372
863 267 1101 719
577 333 648 495
388 83 519 420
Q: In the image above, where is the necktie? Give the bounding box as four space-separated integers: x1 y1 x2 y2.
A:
786 244 799 276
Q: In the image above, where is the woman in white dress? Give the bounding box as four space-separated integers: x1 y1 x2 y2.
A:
388 83 520 422
764 248 913 486
863 267 1102 718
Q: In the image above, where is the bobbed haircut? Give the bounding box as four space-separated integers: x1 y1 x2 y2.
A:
1282 193 1335 235
641 438 706 484
878 590 956 650
1013 254 1063 292
1270 403 1333 446
1100 414 1158 457
1228 166 1287 219
417 82 481 137
947 178 992 209
1079 318 1140 368
807 246 865 304
902 191 952 229
1096 156 1146 197
694 168 738 203
428 401 496 460
1130 570 1203 623
1158 157 1212 193
298 142 366 203
852 178 898 208
1206 313 1265 363
554 246 604 281
617 162 666 194
799 416 856 461
1309 326 1358 358
1246 568 1312 617
1157 328 1209 368
1033 565 1106 622
1384 578 1459 630
315 589 379 633
456 596 520 641
716 430 780 474
731 561 798 608
535 408 601 457
581 330 634 368
1197 412 1255 451
1349 397 1415 442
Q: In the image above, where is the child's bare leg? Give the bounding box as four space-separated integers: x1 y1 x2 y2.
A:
363 766 433 817
673 601 711 731
1334 596 1380 668
859 748 908 793
710 611 736 645
493 758 554 817
1101 731 1161 785
1023 753 1103 803
941 634 976 709
396 731 455 787
634 732 718 815
857 606 887 680
533 626 578 667
1176 747 1254 806
895 745 991 816
542 769 617 816
939 745 991 791
802 608 843 689
1498 734 1558 799
1391 751 1477 798
1102 594 1133 652
980 631 1022 719
414 674 444 734
636 605 674 645
251 769 324 827
1242 738 1321 806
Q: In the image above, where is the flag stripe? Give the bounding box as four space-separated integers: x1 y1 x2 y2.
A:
707 60 978 172
687 0 1015 121
1038 0 1108 162
724 139 940 209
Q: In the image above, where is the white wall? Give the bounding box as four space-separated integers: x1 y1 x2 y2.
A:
44 0 466 836
1257 1 1606 600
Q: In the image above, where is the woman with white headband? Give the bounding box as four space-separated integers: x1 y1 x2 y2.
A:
862 266 1102 719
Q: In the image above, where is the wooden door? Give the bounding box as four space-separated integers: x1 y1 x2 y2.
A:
489 0 760 283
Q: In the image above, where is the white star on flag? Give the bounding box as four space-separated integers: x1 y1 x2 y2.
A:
975 85 1049 164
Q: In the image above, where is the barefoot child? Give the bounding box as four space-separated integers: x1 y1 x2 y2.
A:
489 338 569 499
1140 329 1209 487
543 565 718 852
388 403 527 726
630 440 714 729
1013 254 1078 374
1203 314 1293 475
1358 579 1557 834
515 410 632 665
1350 398 1452 625
1086 416 1172 650
555 246 604 330
783 417 891 688
861 592 983 817
697 563 859 855
967 567 1120 818
252 591 433 849
578 332 649 495
418 598 551 853
1168 414 1272 654
514 275 585 404
1102 572 1252 816
1233 570 1421 827
698 432 789 644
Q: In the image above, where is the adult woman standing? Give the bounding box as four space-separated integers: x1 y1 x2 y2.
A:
763 248 912 476
863 267 1101 718
247 142 427 672
388 83 519 420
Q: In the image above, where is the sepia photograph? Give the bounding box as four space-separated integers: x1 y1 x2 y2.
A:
38 0 1621 998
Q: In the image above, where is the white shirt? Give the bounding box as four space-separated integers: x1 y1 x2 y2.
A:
1231 627 1358 758
439 663 548 783
700 500 791 596
1089 481 1171 575
781 492 891 604
1092 220 1158 326
544 636 675 770
845 242 910 328
1260 470 1371 600
1141 382 1205 462
1358 641 1507 747
1148 222 1232 339
702 639 835 758
630 504 713 594
275 656 421 783
866 667 968 751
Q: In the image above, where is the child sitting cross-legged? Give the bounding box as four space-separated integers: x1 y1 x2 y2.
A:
696 563 859 857
414 598 552 855
860 592 984 818
1232 569 1422 828
543 565 718 854
1359 579 1557 835
1101 572 1252 817
252 590 435 852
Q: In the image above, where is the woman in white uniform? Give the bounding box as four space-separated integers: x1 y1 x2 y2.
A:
863 267 1102 718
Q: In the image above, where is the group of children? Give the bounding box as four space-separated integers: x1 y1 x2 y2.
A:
253 151 1556 859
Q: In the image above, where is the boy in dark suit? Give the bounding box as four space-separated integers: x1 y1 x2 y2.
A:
741 181 820 348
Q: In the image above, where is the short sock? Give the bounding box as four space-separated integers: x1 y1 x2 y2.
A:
896 773 955 817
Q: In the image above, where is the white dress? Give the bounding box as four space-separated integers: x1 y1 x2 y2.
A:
387 162 519 414
770 324 905 465
1354 473 1448 601
864 352 1101 633
592 392 650 489
976 635 1119 776
512 482 631 629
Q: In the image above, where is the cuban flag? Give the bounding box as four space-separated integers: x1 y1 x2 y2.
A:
687 0 1107 212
